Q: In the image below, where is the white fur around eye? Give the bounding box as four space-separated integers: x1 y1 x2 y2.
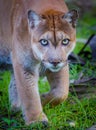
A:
32 44 43 60
67 42 76 57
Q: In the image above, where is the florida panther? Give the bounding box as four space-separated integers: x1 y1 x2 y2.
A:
0 0 78 125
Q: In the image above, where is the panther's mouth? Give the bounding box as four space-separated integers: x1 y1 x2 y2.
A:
49 67 62 72
42 60 68 72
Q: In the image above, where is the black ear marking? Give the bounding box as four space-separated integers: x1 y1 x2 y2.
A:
63 9 79 28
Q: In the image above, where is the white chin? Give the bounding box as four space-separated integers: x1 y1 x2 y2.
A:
49 67 61 72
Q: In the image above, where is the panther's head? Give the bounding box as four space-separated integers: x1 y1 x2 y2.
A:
28 9 78 72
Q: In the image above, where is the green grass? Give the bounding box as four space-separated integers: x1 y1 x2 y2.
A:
0 11 96 130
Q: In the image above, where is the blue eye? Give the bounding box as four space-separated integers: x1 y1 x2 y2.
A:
39 39 49 46
62 38 70 45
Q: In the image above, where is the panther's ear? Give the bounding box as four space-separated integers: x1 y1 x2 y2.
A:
28 10 42 29
63 9 79 28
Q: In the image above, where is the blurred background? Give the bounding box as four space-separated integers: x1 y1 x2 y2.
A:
65 0 96 45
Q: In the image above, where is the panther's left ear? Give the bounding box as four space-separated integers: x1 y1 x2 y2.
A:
28 10 42 29
63 9 79 28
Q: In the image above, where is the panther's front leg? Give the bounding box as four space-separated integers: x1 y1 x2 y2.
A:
41 66 69 107
12 55 48 125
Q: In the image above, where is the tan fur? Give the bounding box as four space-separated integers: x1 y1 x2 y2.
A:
0 0 78 125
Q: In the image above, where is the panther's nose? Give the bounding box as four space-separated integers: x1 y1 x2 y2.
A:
49 61 60 67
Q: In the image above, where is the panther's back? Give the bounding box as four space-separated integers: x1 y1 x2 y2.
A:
0 0 13 50
0 0 13 69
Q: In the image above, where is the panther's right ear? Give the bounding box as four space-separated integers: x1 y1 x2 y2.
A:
28 10 42 29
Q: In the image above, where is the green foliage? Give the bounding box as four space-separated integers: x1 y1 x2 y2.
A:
77 13 96 39
0 71 96 130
